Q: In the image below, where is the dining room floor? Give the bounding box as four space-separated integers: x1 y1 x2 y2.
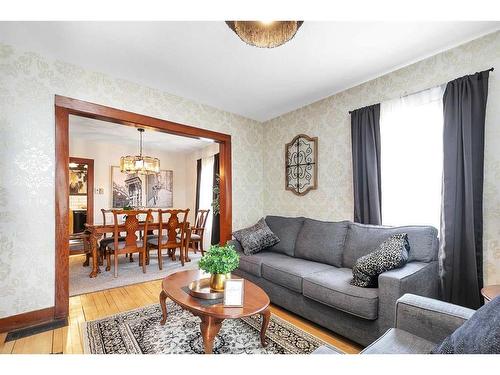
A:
69 251 202 296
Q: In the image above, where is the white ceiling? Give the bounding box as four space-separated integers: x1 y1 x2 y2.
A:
69 115 214 153
1 21 499 121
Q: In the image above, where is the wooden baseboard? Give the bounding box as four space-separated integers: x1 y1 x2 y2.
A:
0 307 56 333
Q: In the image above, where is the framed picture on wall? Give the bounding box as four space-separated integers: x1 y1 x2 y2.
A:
146 170 173 208
110 166 143 208
69 164 88 195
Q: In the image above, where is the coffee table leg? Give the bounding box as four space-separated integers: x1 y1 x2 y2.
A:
159 290 168 325
260 307 271 347
200 316 223 354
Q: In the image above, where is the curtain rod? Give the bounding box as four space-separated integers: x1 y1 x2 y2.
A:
348 67 494 114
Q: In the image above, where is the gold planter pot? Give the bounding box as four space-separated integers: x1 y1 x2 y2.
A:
209 273 231 292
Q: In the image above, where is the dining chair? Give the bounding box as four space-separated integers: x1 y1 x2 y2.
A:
186 209 210 255
140 210 157 241
100 208 130 266
147 209 190 269
107 209 153 277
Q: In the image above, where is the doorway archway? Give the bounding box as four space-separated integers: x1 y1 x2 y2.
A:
55 95 232 320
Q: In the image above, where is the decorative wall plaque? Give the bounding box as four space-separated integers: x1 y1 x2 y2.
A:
285 134 318 196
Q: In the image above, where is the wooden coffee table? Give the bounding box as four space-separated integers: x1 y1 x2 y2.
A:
159 269 271 354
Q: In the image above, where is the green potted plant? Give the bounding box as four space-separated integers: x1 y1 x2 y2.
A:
198 244 240 291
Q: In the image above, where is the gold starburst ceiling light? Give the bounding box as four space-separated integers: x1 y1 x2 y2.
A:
225 21 303 48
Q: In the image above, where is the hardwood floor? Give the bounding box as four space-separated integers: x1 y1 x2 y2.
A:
0 279 362 354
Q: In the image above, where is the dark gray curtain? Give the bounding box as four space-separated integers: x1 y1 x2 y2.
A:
351 104 382 225
211 153 220 245
440 70 489 309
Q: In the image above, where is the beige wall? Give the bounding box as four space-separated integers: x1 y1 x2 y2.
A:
0 43 264 318
262 31 500 285
1 31 499 319
69 137 192 224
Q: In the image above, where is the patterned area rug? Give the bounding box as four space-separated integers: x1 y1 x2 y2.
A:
82 301 343 354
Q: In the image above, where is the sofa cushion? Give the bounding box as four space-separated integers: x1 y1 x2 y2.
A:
237 251 291 278
261 256 331 293
303 268 379 320
295 219 349 267
361 328 435 354
351 233 410 288
343 222 438 268
232 218 280 255
265 216 305 256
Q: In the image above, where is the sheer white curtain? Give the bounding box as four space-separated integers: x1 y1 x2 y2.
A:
380 86 444 230
199 156 214 248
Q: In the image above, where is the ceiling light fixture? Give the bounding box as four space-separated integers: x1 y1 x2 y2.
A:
120 128 160 175
225 21 303 48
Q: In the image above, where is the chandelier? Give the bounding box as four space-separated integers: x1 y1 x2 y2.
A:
225 21 303 48
120 128 160 175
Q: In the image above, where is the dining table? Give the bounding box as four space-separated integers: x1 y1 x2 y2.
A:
83 221 191 278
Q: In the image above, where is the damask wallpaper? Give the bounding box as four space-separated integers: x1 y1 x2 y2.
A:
262 31 500 286
0 43 264 318
1 30 499 319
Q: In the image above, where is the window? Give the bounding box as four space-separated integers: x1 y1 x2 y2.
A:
198 155 214 246
380 86 444 230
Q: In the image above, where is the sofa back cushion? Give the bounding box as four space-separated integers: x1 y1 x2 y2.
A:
265 216 305 256
294 219 349 267
342 222 438 268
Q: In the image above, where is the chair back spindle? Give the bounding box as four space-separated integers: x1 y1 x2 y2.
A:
101 209 114 238
195 209 210 230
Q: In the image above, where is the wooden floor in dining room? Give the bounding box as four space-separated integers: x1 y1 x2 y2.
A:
0 279 362 354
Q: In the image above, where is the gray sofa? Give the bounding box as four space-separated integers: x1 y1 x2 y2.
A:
314 294 475 354
230 216 440 346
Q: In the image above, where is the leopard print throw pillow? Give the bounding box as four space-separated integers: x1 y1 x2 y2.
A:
232 218 280 255
351 233 410 288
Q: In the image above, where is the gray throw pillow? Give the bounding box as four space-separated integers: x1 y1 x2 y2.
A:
351 233 410 288
431 296 500 354
232 218 280 256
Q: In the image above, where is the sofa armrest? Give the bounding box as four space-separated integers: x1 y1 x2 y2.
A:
395 293 474 344
377 261 439 336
